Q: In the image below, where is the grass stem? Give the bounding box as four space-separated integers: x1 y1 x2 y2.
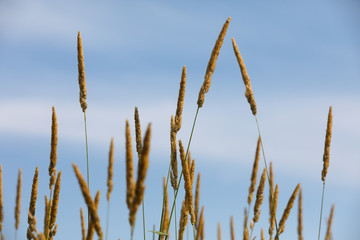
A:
318 181 325 240
165 106 200 240
83 112 90 224
255 115 279 237
142 200 146 240
106 200 110 240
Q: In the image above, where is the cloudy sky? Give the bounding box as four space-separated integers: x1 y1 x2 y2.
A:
0 0 359 239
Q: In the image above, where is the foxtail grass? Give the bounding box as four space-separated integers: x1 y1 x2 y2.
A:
318 106 333 240
14 169 22 240
164 16 231 240
106 138 114 240
27 167 39 240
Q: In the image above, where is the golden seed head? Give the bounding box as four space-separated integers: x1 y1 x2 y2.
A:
179 140 195 225
15 169 22 230
107 138 114 201
325 204 335 240
72 163 103 239
49 106 58 189
160 177 169 240
248 136 261 205
195 172 201 226
130 124 151 227
80 208 86 240
27 167 39 239
49 171 62 231
174 66 187 132
269 184 278 237
170 116 178 190
195 207 204 240
253 168 266 223
231 37 257 115
125 120 135 210
298 188 303 240
322 106 333 181
134 107 143 159
77 31 87 112
203 17 231 93
197 85 205 108
278 183 300 235
178 200 188 240
217 222 221 240
230 216 235 240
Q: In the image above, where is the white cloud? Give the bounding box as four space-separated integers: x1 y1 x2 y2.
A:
1 94 359 188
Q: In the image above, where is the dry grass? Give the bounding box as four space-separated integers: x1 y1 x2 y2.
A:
0 17 338 240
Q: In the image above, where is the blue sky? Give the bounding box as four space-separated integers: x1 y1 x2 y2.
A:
0 0 359 239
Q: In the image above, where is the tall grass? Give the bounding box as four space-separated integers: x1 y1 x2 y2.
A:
0 17 336 240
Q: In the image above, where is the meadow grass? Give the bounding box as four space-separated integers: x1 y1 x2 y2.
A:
0 17 336 240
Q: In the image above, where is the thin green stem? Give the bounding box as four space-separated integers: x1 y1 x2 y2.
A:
174 190 178 240
142 200 146 240
83 112 90 224
254 115 279 237
14 230 17 240
165 107 200 240
106 200 110 240
192 224 196 240
318 181 326 240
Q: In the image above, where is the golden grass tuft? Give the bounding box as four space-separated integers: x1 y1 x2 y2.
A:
72 163 103 239
322 106 332 182
15 169 22 230
174 66 187 132
253 168 266 223
129 123 151 227
125 120 135 210
217 222 221 240
27 167 39 240
170 115 178 190
80 208 85 240
160 177 169 240
195 172 201 226
198 17 231 107
44 195 49 235
230 216 235 240
48 106 58 190
134 107 143 160
248 136 261 205
77 31 87 112
107 138 114 202
269 184 278 239
178 200 188 240
86 190 100 240
196 206 204 240
179 140 195 225
277 183 300 236
231 38 257 115
324 204 334 240
298 188 303 240
203 17 231 93
49 171 62 236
